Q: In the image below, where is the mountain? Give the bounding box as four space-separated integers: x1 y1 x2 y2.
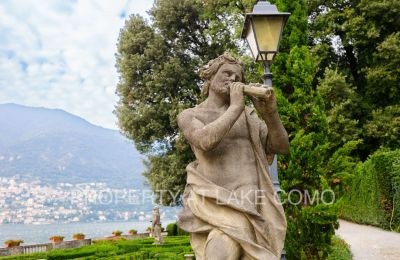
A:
0 103 146 188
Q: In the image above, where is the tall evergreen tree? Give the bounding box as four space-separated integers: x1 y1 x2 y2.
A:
266 0 339 258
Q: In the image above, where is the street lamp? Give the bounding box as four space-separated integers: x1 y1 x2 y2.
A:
241 1 290 193
241 0 290 61
241 0 290 87
241 2 290 259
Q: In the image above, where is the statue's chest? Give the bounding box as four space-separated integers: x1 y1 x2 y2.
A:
226 113 249 139
199 110 249 139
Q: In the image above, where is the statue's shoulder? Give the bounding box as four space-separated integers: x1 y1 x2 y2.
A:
177 106 199 130
178 102 207 119
178 107 196 121
178 102 211 129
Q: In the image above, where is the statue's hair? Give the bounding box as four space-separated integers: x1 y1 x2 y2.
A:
200 52 244 96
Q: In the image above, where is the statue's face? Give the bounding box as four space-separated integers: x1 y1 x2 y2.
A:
210 63 243 96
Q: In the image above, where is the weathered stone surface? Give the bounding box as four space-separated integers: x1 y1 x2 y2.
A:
152 207 163 245
177 53 289 260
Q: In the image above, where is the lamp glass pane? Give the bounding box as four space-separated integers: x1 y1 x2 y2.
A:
245 23 259 60
259 53 275 61
253 16 284 54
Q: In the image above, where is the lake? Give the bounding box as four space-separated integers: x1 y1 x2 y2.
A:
0 220 176 245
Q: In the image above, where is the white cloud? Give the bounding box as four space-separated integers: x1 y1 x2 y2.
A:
0 0 154 129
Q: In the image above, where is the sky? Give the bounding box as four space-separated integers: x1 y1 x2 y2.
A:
0 0 154 129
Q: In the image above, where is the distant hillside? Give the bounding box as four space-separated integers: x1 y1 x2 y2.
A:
0 103 146 188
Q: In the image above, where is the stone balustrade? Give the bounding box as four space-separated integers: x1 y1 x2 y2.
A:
23 243 51 254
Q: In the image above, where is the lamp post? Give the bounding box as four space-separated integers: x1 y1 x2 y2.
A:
241 1 290 194
241 3 290 258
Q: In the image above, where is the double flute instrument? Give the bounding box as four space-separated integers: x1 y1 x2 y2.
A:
243 85 273 98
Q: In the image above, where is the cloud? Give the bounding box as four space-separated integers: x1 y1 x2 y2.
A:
0 0 154 129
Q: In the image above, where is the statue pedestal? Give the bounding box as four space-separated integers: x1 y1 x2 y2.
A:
184 254 195 260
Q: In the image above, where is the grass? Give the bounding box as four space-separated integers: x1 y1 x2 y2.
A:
1 235 351 259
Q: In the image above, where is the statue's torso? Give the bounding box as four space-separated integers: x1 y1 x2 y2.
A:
190 106 259 194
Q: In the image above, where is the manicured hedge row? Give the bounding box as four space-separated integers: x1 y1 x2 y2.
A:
339 149 400 231
1 236 192 260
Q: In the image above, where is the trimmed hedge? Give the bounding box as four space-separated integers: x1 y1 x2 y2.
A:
339 149 400 231
166 222 177 236
166 222 188 236
1 236 192 260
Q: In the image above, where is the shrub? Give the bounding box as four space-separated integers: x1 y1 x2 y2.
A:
128 229 137 235
4 240 23 247
326 236 352 260
340 149 400 231
166 223 177 236
177 225 188 236
49 236 64 243
166 222 188 236
72 233 85 240
111 230 123 236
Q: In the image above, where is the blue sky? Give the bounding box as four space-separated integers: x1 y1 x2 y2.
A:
0 0 153 129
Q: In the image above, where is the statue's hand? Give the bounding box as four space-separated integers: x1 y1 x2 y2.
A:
230 82 245 111
250 85 277 116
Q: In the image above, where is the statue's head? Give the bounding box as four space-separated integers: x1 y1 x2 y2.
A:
200 52 244 96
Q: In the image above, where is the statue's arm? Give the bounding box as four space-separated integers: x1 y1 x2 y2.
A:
177 107 242 151
251 86 289 154
261 111 289 154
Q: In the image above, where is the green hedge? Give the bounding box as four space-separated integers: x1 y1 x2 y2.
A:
2 236 192 260
339 149 400 231
166 222 177 236
166 222 188 236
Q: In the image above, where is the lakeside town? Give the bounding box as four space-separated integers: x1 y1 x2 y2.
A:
0 176 179 225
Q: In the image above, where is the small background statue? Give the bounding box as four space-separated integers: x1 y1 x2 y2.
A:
151 206 163 244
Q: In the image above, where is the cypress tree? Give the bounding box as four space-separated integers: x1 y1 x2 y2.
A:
268 0 338 258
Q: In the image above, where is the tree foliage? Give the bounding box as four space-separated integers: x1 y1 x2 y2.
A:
317 69 362 152
115 0 258 204
309 0 400 157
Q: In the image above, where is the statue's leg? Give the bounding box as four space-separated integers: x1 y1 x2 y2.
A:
190 232 208 260
204 229 241 260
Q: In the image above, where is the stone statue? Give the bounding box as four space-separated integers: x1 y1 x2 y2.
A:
152 206 163 244
177 52 289 260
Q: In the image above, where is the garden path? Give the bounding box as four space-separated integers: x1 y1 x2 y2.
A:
336 219 400 260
